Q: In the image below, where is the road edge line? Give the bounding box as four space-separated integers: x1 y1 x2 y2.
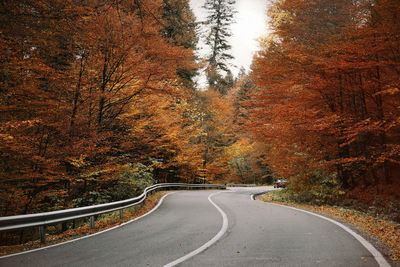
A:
250 190 272 201
267 202 391 267
0 192 176 259
163 191 229 267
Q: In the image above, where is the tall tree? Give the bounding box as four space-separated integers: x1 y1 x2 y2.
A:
161 0 198 88
0 0 195 217
246 0 400 204
202 0 236 92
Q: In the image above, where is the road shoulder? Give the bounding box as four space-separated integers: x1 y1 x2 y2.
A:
255 192 399 266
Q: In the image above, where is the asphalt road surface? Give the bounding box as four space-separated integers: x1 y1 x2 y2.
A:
0 187 390 266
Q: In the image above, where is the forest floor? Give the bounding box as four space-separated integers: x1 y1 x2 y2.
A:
0 191 168 257
260 190 400 263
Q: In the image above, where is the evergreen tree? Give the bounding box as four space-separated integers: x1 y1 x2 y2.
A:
161 0 198 88
237 66 247 79
202 0 236 91
217 70 235 95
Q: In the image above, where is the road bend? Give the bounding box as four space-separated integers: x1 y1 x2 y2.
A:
182 187 385 267
0 187 389 267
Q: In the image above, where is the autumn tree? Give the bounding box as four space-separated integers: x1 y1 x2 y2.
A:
246 0 400 204
0 0 92 215
0 0 196 217
161 0 198 88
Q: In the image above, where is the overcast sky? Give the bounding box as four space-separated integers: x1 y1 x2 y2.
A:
189 0 269 87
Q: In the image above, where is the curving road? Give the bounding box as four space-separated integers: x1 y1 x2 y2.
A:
0 187 390 266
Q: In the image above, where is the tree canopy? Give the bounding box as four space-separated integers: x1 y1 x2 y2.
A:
1 0 399 226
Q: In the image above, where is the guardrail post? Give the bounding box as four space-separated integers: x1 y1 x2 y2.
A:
90 216 95 229
119 209 123 220
141 200 145 207
134 205 138 213
39 225 46 243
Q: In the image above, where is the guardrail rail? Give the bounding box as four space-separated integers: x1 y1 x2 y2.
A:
227 184 256 187
0 183 226 243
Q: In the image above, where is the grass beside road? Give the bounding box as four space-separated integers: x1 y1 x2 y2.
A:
260 190 400 261
0 191 168 257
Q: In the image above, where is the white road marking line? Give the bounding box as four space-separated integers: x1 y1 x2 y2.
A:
267 202 391 267
164 191 229 267
250 189 274 201
0 192 176 259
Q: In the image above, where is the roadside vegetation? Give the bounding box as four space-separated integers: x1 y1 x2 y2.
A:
244 0 400 261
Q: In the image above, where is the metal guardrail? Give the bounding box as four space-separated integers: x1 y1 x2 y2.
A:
227 184 256 187
0 183 225 243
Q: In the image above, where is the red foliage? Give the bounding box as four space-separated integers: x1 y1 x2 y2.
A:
247 0 400 202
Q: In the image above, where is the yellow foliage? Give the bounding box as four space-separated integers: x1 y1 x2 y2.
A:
68 154 88 168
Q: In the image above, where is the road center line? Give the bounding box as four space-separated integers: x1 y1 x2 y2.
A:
164 191 229 267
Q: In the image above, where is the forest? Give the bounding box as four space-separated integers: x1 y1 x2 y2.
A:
1 0 399 223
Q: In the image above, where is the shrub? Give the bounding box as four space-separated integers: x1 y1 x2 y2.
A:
110 163 155 201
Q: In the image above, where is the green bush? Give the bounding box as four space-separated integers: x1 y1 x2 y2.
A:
286 171 344 206
111 163 155 201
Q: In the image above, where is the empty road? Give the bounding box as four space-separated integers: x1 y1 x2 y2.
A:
0 187 389 266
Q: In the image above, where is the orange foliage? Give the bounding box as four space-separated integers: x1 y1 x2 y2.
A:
0 0 195 216
247 0 400 202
